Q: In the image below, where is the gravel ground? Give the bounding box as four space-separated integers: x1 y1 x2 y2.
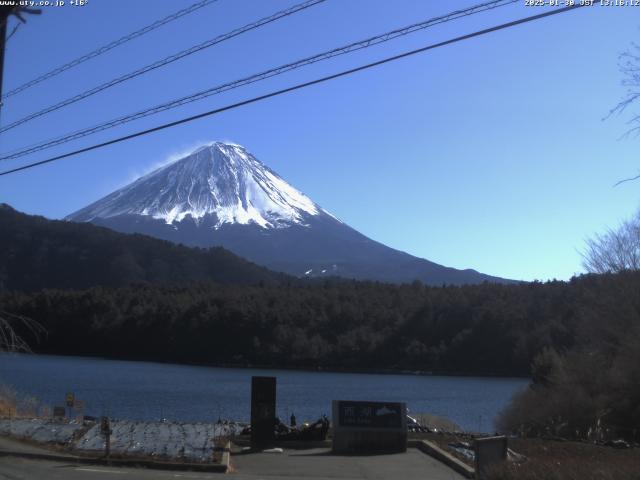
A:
0 418 84 445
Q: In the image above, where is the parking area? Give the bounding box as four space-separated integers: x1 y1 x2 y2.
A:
229 447 465 479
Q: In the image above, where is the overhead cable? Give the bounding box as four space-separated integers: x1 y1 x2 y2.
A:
0 0 327 133
1 0 220 101
0 0 517 160
0 4 588 178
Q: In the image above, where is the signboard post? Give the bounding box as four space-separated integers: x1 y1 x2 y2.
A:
250 376 276 449
332 400 407 454
100 416 112 458
52 406 66 420
74 399 85 422
65 392 75 419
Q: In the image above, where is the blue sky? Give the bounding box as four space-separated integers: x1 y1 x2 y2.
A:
1 0 639 281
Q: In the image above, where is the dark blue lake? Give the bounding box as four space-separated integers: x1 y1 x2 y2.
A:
0 353 528 432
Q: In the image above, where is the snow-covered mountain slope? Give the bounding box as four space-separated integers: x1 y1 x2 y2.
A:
67 142 512 285
69 142 337 229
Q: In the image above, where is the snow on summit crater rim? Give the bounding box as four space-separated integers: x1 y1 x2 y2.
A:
68 142 340 230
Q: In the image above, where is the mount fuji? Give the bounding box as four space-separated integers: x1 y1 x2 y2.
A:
67 142 509 285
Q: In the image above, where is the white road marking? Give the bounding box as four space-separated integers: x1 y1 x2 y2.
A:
72 467 214 479
172 475 211 479
75 468 126 474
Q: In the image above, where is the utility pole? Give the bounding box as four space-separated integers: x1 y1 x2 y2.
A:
0 6 41 121
0 7 12 113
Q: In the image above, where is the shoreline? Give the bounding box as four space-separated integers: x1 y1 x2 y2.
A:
2 351 531 381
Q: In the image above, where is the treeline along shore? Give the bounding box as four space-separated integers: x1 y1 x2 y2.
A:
3 270 638 378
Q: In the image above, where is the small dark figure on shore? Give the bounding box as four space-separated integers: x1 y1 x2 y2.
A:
290 413 297 427
320 414 329 438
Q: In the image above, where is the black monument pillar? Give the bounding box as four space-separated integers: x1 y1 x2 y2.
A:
250 376 276 448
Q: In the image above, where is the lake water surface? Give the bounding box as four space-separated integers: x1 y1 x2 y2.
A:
0 353 528 432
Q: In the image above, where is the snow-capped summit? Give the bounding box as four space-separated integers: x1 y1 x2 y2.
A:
68 142 335 229
67 142 511 285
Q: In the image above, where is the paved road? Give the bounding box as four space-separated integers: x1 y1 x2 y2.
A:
0 448 465 480
0 435 74 456
0 457 215 480
232 447 465 479
0 436 464 479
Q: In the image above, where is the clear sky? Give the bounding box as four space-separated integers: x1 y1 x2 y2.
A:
1 0 639 281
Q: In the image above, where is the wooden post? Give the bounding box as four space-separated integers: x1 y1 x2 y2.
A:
100 416 112 458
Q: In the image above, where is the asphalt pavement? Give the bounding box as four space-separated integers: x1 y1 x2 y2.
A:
0 457 214 480
0 433 465 480
231 447 465 479
0 446 465 480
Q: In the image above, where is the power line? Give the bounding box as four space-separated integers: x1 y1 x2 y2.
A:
0 4 588 178
0 0 518 161
5 22 19 43
1 0 219 102
0 0 327 134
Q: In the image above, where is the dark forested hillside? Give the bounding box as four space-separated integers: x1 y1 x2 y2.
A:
2 203 639 387
3 271 638 377
0 204 288 290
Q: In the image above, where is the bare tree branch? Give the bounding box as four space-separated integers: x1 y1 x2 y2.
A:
610 42 640 120
0 311 45 353
608 42 640 183
614 171 640 187
582 209 640 273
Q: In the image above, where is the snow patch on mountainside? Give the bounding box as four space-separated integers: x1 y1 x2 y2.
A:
67 142 340 230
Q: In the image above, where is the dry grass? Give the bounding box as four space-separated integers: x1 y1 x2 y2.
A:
411 431 640 479
0 384 44 418
488 460 640 480
487 438 640 480
0 385 18 417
